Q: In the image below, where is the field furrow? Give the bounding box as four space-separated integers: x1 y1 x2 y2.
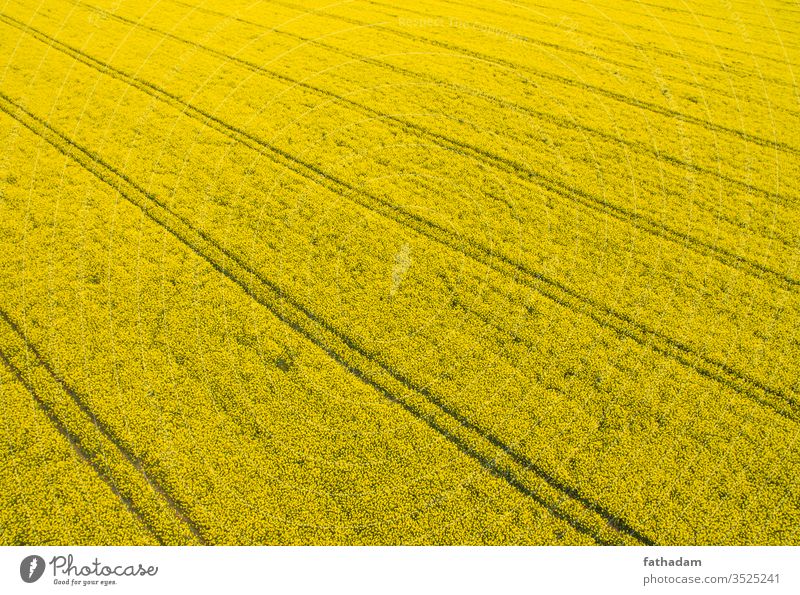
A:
2 0 798 546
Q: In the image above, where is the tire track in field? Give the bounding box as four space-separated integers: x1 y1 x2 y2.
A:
601 0 800 35
440 0 800 69
762 4 800 20
169 1 799 235
198 0 800 106
0 309 206 545
525 0 800 50
437 260 800 427
174 0 800 123
9 10 797 291
265 0 800 155
443 0 798 62
0 91 652 547
0 350 163 545
635 0 800 24
326 4 799 120
3 15 797 420
368 0 800 93
476 0 800 70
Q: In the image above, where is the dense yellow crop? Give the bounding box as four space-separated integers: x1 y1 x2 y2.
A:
0 0 798 545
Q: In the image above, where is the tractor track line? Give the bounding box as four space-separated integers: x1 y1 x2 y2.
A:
0 349 165 545
441 0 800 69
370 0 800 90
0 310 206 545
176 0 800 105
169 0 800 214
0 92 653 547
517 0 800 50
0 308 207 544
597 0 800 35
264 0 800 152
5 11 797 294
3 15 797 421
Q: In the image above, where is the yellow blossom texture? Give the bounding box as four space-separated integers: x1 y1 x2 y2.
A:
0 0 798 545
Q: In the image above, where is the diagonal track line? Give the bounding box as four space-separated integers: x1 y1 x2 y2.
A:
262 0 800 154
440 0 800 70
0 350 165 545
2 14 797 422
515 0 800 50
63 4 800 288
3 11 797 295
0 89 653 547
170 0 800 213
594 0 800 37
368 0 800 91
0 309 206 545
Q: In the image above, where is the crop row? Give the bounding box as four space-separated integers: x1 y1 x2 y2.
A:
0 363 156 545
1 9 796 402
0 110 596 544
1 22 798 541
9 0 800 227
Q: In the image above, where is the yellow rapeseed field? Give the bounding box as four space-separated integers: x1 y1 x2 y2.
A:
0 0 798 545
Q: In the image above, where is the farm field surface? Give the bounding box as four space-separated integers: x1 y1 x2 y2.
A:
0 0 798 545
